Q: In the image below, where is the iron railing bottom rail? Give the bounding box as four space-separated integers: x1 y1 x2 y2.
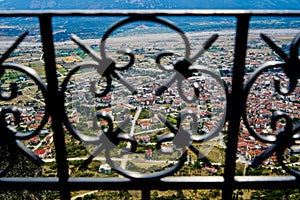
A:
0 176 298 190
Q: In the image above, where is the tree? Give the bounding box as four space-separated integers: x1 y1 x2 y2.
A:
138 108 150 119
0 148 58 199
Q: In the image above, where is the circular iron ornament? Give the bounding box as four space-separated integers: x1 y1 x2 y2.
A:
274 115 300 177
101 16 226 144
0 106 19 176
244 33 300 176
155 34 219 103
243 32 300 143
250 111 300 177
0 32 48 176
61 62 138 147
0 63 49 140
99 16 191 62
188 65 228 142
0 64 48 176
280 32 300 95
242 61 286 143
155 66 228 143
61 62 138 170
64 16 227 179
61 62 107 143
259 33 300 96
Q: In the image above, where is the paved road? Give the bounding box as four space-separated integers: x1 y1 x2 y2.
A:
71 190 98 200
120 107 142 170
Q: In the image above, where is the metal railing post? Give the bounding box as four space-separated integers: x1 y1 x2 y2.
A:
39 15 70 199
222 15 250 199
142 189 151 200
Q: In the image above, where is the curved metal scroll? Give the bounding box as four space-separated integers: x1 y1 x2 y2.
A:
155 34 218 103
243 32 300 177
63 16 227 179
0 33 48 176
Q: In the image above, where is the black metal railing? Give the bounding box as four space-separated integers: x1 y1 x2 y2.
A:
0 10 299 200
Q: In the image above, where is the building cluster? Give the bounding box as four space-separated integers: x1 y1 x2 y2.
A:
237 72 300 165
29 134 54 159
4 31 299 173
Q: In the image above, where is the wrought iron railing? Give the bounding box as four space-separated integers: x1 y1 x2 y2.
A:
0 10 299 199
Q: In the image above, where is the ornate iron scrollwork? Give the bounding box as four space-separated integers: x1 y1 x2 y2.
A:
243 32 300 177
155 34 218 103
62 16 227 179
0 32 48 176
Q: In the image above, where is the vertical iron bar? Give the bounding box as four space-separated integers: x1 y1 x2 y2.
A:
142 189 150 200
222 15 250 199
39 15 70 199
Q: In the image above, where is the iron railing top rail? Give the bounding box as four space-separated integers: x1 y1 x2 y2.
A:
0 9 299 16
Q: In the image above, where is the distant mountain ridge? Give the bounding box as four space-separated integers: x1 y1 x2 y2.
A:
0 0 298 41
0 0 300 10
